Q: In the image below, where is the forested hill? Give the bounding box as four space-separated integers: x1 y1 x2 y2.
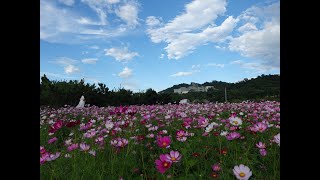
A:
160 74 280 94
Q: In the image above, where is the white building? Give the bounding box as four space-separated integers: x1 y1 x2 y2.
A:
173 82 214 94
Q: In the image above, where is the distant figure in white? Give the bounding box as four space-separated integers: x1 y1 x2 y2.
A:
76 95 85 108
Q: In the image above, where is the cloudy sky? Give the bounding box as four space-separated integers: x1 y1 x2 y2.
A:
40 0 280 92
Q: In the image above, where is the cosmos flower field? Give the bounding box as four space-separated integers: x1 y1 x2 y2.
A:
40 101 280 179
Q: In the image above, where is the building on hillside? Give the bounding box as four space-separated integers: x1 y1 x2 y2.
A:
179 99 189 104
173 82 214 94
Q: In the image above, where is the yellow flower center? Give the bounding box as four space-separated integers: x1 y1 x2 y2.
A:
162 142 167 146
239 172 246 177
171 157 176 161
163 162 168 167
234 121 238 125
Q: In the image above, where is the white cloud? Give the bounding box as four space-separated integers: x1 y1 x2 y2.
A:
170 71 193 77
146 16 162 26
231 60 274 73
147 0 238 59
89 45 100 49
52 57 81 74
161 0 226 33
191 64 201 69
40 72 76 79
105 47 139 62
81 58 98 64
58 0 75 6
118 67 133 78
206 63 225 68
40 0 140 43
115 2 139 27
83 77 101 84
81 0 108 25
237 23 258 33
121 81 138 91
65 65 80 74
162 16 238 59
159 54 165 59
229 2 280 68
107 0 120 4
76 17 102 25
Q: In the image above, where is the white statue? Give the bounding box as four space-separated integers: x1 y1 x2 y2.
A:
76 95 85 108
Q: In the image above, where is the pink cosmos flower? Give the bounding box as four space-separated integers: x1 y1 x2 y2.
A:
46 152 61 161
80 143 90 151
176 130 187 142
67 143 79 152
212 163 221 172
233 164 252 180
226 132 241 140
40 152 49 164
89 150 96 156
155 154 172 174
197 117 209 128
111 138 129 148
146 133 155 138
252 122 268 133
157 136 171 148
259 149 267 156
48 137 58 144
273 133 280 146
256 142 266 149
165 151 182 163
95 136 104 144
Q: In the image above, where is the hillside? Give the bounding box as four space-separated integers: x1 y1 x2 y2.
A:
160 74 280 96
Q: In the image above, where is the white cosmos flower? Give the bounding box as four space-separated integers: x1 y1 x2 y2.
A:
229 117 243 126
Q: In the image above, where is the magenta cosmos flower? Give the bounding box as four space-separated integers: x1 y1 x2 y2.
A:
259 149 267 156
67 143 79 152
165 150 182 163
211 163 221 172
252 122 268 133
155 154 172 174
48 137 58 144
226 132 241 140
157 136 171 148
233 164 252 180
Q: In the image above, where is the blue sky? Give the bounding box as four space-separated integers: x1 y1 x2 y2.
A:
40 0 280 92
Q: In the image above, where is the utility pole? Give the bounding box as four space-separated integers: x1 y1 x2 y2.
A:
225 87 227 103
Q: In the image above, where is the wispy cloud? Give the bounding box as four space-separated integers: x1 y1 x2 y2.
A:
206 63 225 68
231 60 275 73
81 58 98 64
118 67 133 78
88 45 100 49
51 57 80 74
40 71 77 79
105 47 139 62
41 0 140 43
159 54 165 59
170 71 194 77
115 1 140 28
58 0 75 6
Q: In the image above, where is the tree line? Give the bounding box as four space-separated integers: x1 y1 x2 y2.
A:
40 74 279 107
